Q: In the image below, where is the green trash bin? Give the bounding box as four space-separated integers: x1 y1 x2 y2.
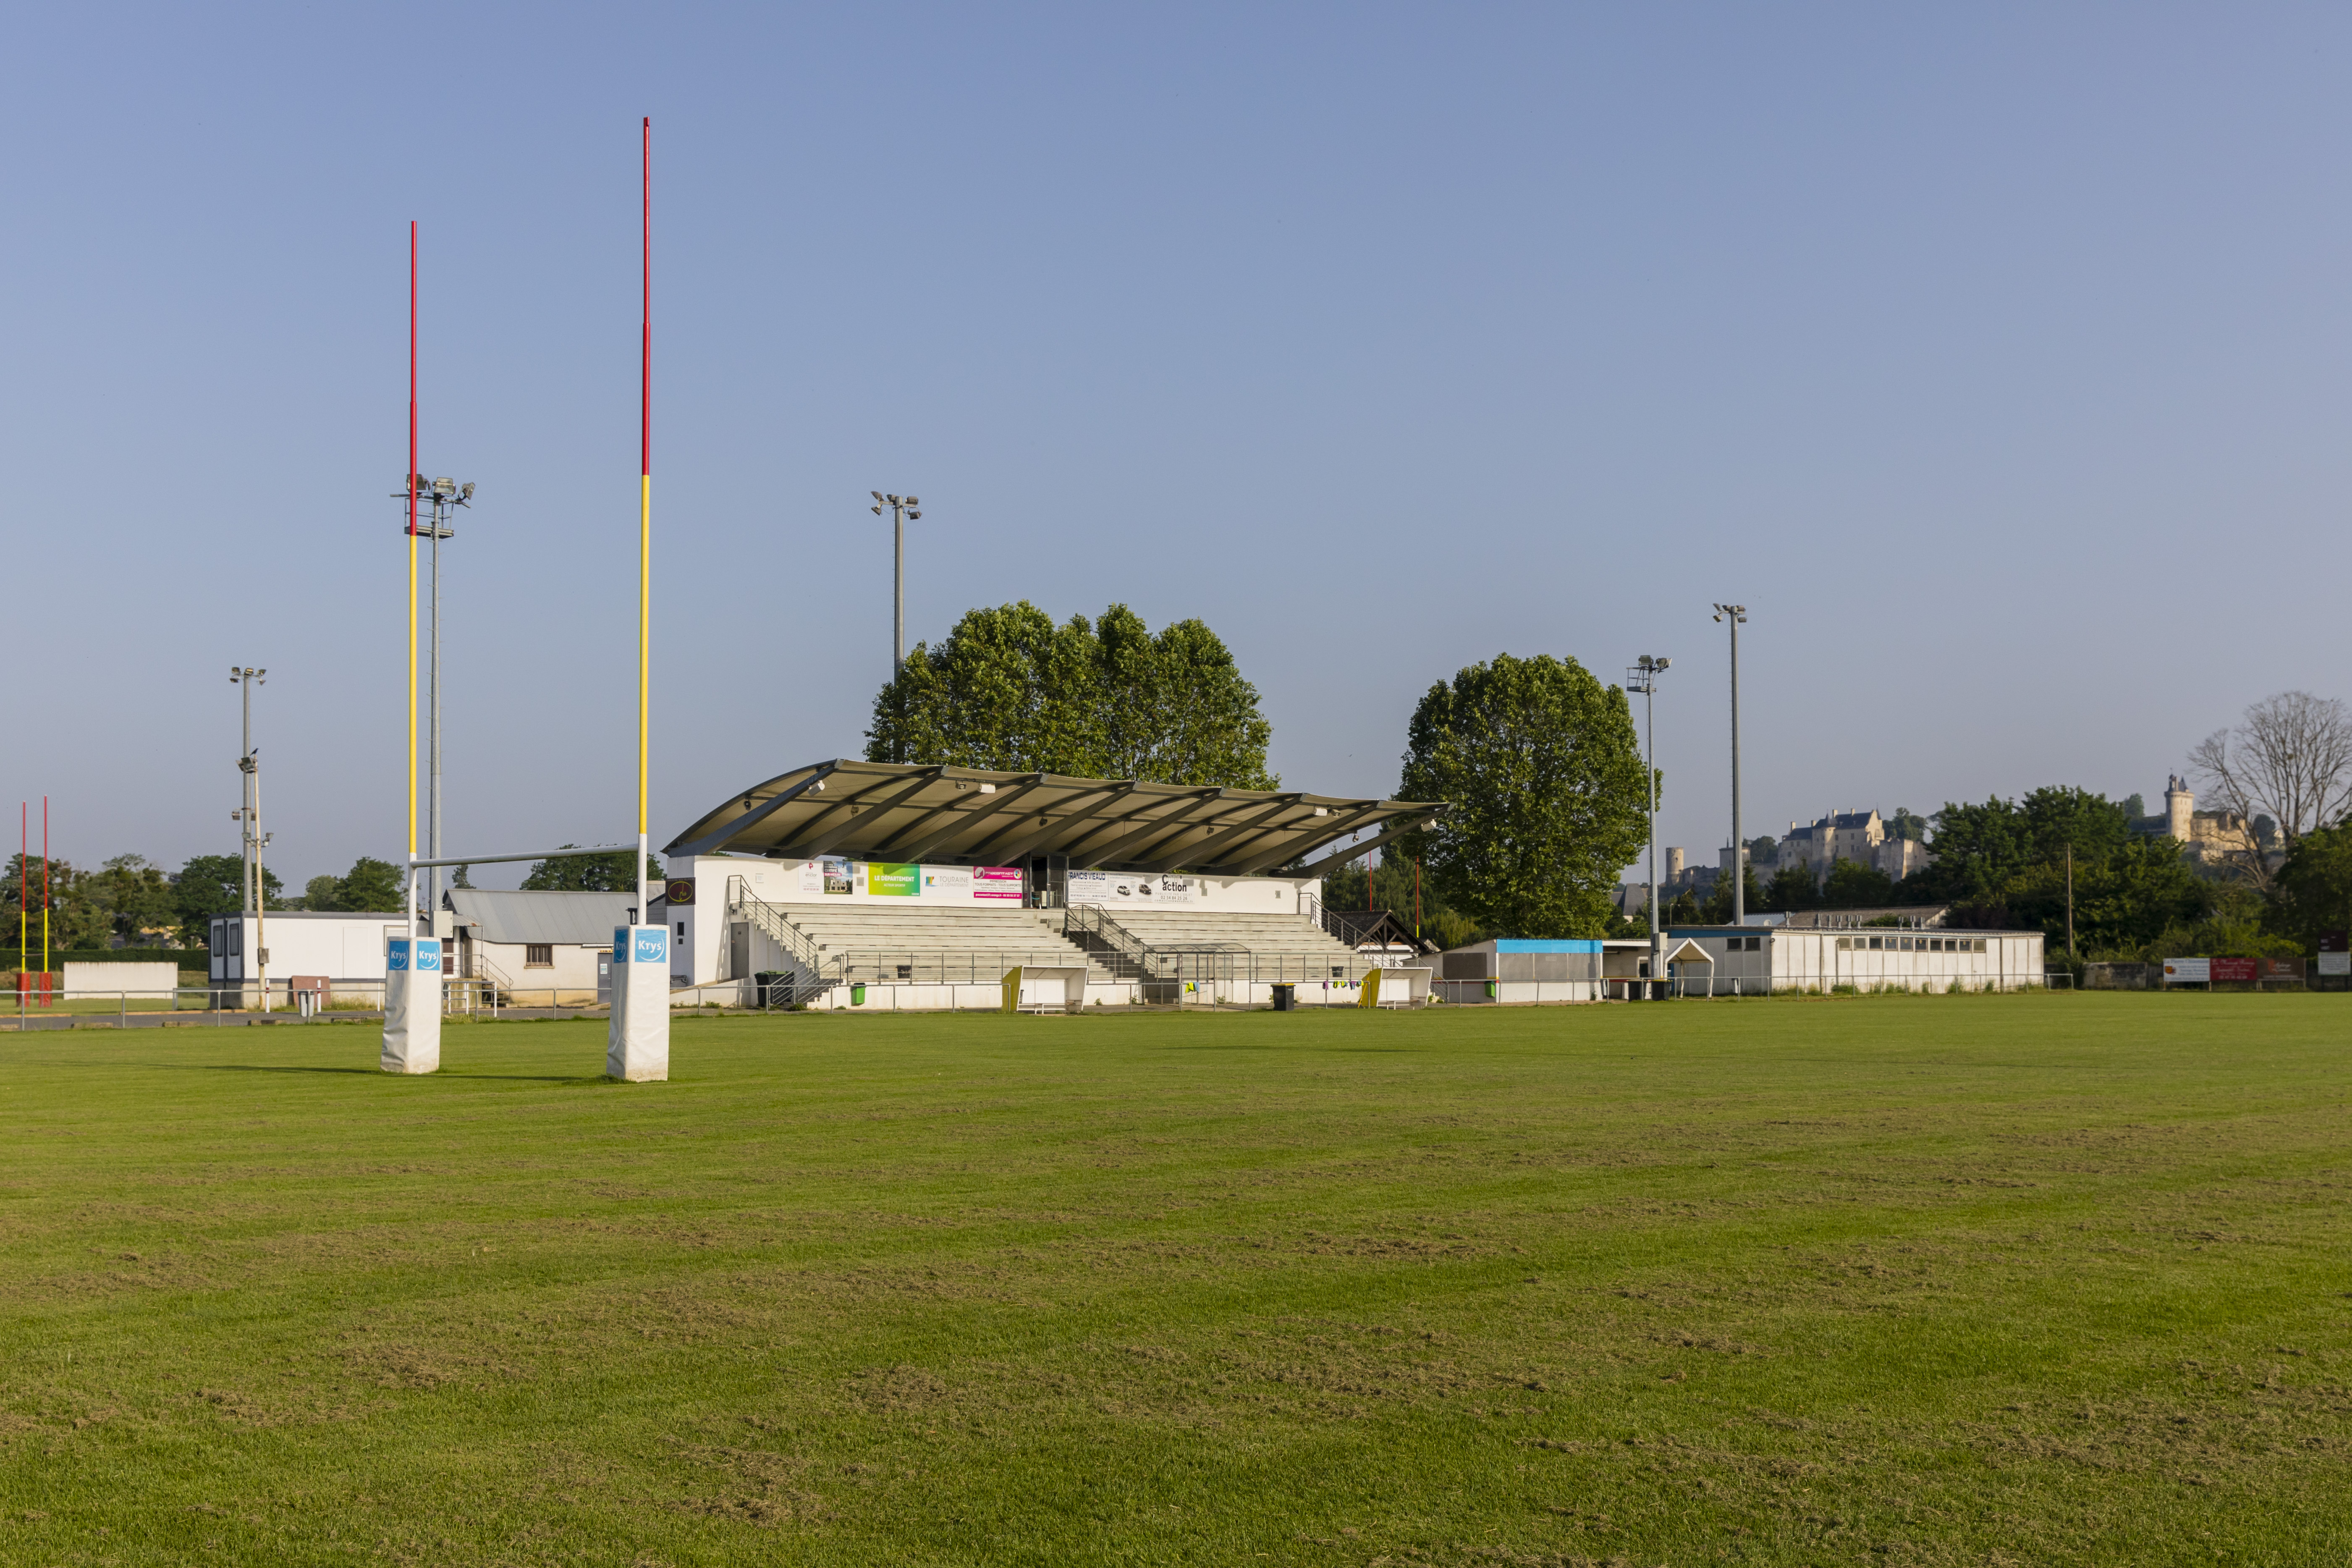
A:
851 982 867 1006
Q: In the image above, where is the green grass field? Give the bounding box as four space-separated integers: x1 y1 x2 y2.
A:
0 995 2345 1566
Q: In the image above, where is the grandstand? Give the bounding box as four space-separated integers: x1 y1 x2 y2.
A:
660 759 1443 1008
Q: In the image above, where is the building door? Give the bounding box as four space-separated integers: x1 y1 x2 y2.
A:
597 953 612 1006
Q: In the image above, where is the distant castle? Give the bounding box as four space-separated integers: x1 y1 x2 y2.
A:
2130 775 2266 866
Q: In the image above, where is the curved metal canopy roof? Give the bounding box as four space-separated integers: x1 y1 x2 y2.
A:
665 759 1444 878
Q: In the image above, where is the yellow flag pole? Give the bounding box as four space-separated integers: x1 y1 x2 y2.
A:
407 220 419 934
637 117 652 921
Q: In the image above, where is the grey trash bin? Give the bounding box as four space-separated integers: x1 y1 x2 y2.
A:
1270 983 1296 1012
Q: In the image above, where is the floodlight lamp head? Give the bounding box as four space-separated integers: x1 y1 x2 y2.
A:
460 482 475 501
872 505 883 515
907 510 920 521
905 495 919 506
1655 657 1670 670
871 491 885 503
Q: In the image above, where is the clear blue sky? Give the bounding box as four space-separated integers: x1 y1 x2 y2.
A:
8 4 2349 889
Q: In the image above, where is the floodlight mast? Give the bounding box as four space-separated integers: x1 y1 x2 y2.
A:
1712 604 1749 925
872 492 922 686
391 474 473 927
1626 656 1669 997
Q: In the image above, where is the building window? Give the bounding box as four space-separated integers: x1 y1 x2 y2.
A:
1869 937 1883 951
1836 937 1851 950
676 921 685 938
526 944 554 968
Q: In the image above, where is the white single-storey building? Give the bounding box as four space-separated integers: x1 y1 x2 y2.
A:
209 910 410 1003
445 889 634 1007
1661 924 2047 995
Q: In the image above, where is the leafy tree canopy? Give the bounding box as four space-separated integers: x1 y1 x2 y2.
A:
91 855 179 944
332 858 408 913
521 847 663 893
2 856 112 953
173 855 283 948
1913 787 2133 905
865 602 1276 788
2266 823 2352 951
1395 652 1648 939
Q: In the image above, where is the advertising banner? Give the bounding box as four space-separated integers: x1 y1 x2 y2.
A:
2321 951 2351 976
825 856 854 895
2161 958 2210 984
923 867 972 897
973 866 1024 900
1067 870 1194 905
2207 956 2259 983
867 862 920 897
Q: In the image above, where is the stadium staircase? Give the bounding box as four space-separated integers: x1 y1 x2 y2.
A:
1066 903 1366 991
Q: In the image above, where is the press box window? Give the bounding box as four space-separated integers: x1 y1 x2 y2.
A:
526 944 554 968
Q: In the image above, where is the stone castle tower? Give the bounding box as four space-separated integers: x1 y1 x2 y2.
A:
2164 774 2194 843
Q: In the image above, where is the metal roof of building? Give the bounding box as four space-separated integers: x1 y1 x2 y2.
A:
664 759 1445 877
446 889 636 947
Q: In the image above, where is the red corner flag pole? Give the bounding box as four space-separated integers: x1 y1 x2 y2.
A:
636 117 652 921
40 798 50 1006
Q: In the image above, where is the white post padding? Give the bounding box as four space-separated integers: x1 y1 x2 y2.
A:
381 937 443 1075
607 925 671 1081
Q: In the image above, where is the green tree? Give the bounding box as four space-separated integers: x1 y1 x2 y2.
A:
1821 858 1896 908
864 602 1276 787
520 847 663 893
173 855 282 949
1394 652 1649 938
1700 862 1768 924
1918 788 2132 904
334 857 407 912
2266 822 2352 950
2 856 111 953
91 855 179 944
1764 861 1820 913
2001 836 2203 957
301 874 343 911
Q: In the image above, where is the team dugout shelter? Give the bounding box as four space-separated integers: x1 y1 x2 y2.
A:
657 759 1445 1010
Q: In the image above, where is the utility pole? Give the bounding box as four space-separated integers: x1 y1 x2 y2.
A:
2065 843 2075 961
1712 605 1748 925
229 666 271 1010
1627 656 1670 997
392 476 474 929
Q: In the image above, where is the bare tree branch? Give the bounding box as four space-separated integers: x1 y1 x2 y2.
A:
2189 691 2352 888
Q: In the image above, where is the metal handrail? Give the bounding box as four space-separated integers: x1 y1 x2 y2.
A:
1062 903 1155 977
726 876 834 975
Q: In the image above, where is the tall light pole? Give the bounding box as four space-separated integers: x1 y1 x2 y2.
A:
229 666 271 1009
1627 655 1669 997
871 492 922 679
1712 604 1748 925
393 476 474 927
